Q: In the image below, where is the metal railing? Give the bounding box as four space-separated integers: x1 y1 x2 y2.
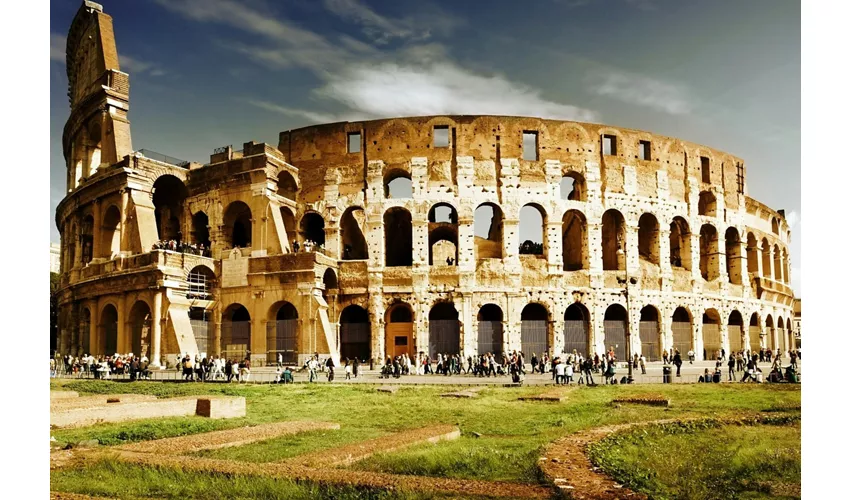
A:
137 149 189 167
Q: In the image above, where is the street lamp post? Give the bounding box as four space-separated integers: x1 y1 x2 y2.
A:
617 234 634 384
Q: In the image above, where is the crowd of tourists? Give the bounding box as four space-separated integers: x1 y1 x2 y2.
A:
52 353 153 380
291 239 325 254
152 240 211 256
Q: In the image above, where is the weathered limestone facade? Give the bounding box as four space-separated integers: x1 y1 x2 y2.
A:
55 2 795 368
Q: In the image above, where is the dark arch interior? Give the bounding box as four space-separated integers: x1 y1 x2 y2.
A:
384 207 413 266
564 303 588 321
228 305 250 322
672 307 691 323
604 304 628 321
224 202 252 248
703 310 721 324
601 210 625 270
276 303 298 320
429 302 459 320
300 213 325 247
340 207 368 260
562 210 586 271
640 306 659 321
191 212 211 248
278 171 298 199
388 304 413 323
341 305 369 323
474 203 504 259
750 313 760 326
477 304 503 321
637 213 659 265
521 303 548 321
729 311 744 326
322 268 338 290
152 175 188 241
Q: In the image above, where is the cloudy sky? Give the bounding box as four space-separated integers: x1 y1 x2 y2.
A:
49 0 800 292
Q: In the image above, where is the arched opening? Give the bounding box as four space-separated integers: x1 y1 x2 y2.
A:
267 302 298 364
277 171 298 200
518 204 546 256
384 207 412 266
702 308 722 360
99 304 118 356
340 305 370 362
187 265 215 300
188 307 211 356
81 215 94 264
563 303 590 356
223 201 252 249
474 203 504 259
603 304 628 361
761 238 772 279
299 212 326 248
322 268 338 297
100 205 121 258
639 305 660 361
699 224 720 281
385 303 414 359
728 310 744 354
638 213 660 266
725 227 742 284
671 307 692 356
280 207 296 249
773 244 783 282
771 217 779 234
477 304 504 357
222 304 251 360
68 224 77 268
191 212 211 250
782 249 790 285
602 209 626 270
152 175 188 242
749 313 761 354
777 317 786 354
765 314 775 350
669 217 692 270
521 303 549 357
746 232 759 275
128 301 152 359
385 169 412 198
429 302 460 357
560 172 586 201
428 203 458 266
340 207 368 260
80 307 91 355
698 191 717 217
562 209 586 271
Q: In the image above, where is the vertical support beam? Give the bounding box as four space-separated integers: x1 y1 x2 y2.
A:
92 200 102 260
151 290 163 367
120 188 129 253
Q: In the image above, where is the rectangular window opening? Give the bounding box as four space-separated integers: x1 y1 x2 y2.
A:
638 140 651 161
701 156 710 183
736 163 745 194
347 132 361 153
602 135 617 156
434 126 449 148
522 131 538 161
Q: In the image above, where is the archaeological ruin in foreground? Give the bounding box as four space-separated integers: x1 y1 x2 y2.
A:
55 1 794 368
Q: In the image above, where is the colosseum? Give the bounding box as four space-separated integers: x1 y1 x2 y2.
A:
55 2 795 368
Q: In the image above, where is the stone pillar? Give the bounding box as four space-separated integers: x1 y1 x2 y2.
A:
502 218 520 268
213 306 222 357
116 297 126 354
546 220 562 273
716 232 728 282
457 216 475 272
587 221 603 276
720 319 729 356
74 217 82 269
764 243 775 280
151 291 163 367
120 188 129 254
92 200 102 260
89 304 98 356
625 224 639 275
370 292 384 362
412 219 428 267
659 228 672 275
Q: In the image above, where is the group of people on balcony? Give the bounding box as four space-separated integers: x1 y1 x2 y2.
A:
292 239 325 254
152 239 211 257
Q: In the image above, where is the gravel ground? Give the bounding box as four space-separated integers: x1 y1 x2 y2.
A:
51 394 158 411
117 421 341 454
106 449 552 499
283 425 460 468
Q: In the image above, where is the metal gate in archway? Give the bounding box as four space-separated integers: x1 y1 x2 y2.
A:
639 321 659 361
603 320 627 361
429 320 460 358
477 321 503 357
266 319 298 364
563 321 589 356
671 321 691 356
728 325 743 353
702 324 721 359
521 320 548 357
221 321 250 360
340 323 371 363
749 326 761 354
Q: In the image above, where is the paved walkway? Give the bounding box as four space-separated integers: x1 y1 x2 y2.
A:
54 359 800 386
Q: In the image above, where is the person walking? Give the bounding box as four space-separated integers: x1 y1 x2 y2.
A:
308 357 318 383
727 355 737 381
662 349 669 365
326 356 335 382
673 349 683 377
639 354 646 375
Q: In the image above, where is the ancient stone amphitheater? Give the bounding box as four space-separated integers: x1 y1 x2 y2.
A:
55 2 795 368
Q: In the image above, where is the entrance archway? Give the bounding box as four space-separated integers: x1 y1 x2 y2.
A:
671 307 692 356
639 305 660 361
728 310 744 354
562 210 586 271
521 303 549 357
340 305 371 362
222 304 251 360
765 314 775 350
385 303 414 359
223 202 252 249
100 304 118 356
602 210 626 270
128 301 152 358
702 309 722 360
384 207 413 266
429 302 460 358
749 313 761 354
477 304 504 357
603 304 627 361
563 303 590 356
267 302 298 364
153 175 187 241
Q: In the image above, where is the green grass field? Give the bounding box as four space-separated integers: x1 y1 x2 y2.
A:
50 380 801 499
587 419 801 500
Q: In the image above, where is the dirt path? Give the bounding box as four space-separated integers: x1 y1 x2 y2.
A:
107 449 552 499
117 421 340 454
282 424 460 468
